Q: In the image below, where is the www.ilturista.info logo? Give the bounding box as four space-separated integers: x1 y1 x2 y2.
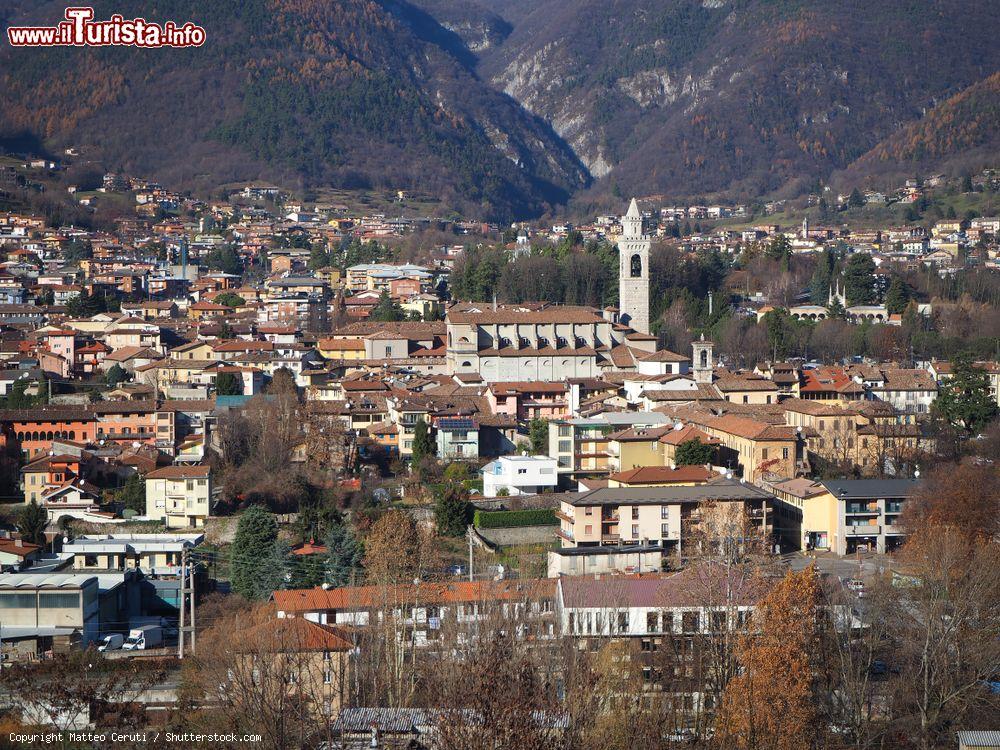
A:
7 7 206 48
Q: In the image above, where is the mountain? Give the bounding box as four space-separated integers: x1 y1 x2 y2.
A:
0 0 588 221
2 0 998 218
838 72 1000 186
472 0 1000 200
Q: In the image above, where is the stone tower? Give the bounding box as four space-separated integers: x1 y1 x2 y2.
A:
618 198 650 334
692 334 714 384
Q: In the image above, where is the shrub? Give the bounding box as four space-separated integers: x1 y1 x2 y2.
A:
473 508 558 528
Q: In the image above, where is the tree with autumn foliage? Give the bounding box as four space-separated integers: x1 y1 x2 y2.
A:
715 565 821 750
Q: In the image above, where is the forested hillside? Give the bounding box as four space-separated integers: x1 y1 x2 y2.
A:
474 0 1000 201
0 0 588 221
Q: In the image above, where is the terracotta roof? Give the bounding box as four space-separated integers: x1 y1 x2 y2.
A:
447 304 604 325
145 465 211 479
0 538 41 557
273 579 556 613
242 616 353 652
608 465 718 485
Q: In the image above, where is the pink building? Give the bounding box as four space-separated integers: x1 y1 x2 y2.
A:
487 381 571 422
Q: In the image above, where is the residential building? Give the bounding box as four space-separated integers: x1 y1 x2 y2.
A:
480 455 558 497
144 465 213 528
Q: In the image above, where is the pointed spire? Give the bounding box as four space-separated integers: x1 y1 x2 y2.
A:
625 197 641 219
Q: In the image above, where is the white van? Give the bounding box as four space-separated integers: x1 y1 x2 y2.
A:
97 633 124 651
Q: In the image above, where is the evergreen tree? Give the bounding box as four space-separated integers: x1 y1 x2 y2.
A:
215 372 243 396
528 418 549 454
675 438 714 466
325 521 364 587
933 354 998 437
809 256 833 306
411 418 435 464
842 253 876 305
214 292 245 308
230 505 284 600
884 277 910 315
826 296 847 320
105 363 126 388
17 500 49 545
848 188 865 208
368 292 405 322
435 484 470 537
116 473 146 514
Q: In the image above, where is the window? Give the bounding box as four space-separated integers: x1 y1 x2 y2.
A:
631 524 639 537
630 254 642 278
618 612 629 632
782 447 789 460
743 395 749 404
682 611 699 633
39 592 80 609
631 508 639 520
558 440 571 453
660 507 669 519
661 523 669 538
584 525 592 535
761 448 769 460
647 611 660 632
84 554 98 567
323 670 332 684
0 593 36 609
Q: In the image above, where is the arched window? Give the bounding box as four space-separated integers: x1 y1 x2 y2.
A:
630 254 642 278
700 350 708 368
461 361 472 368
69 431 75 440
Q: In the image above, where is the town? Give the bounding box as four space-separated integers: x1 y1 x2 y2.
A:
0 158 999 750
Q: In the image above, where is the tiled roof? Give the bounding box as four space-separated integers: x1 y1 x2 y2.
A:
608 465 718 485
272 579 555 613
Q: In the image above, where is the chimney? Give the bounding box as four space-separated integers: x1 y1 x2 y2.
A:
15 539 23 547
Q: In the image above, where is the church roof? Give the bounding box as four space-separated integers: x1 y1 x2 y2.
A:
625 198 641 219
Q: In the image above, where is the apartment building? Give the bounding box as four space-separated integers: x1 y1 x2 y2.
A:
555 479 776 560
770 478 915 553
549 412 673 480
144 465 213 528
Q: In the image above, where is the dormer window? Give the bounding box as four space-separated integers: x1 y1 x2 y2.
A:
500 337 511 348
557 336 567 347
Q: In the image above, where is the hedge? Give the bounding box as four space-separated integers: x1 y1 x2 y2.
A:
474 508 558 528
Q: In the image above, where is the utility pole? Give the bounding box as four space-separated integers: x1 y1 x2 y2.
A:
178 546 186 659
467 526 474 582
178 547 196 657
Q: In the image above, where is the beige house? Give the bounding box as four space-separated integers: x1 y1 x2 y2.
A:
145 465 213 528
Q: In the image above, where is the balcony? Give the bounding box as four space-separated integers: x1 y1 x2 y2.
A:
554 510 573 524
845 524 879 536
845 504 879 515
556 528 575 543
601 534 621 544
883 524 904 535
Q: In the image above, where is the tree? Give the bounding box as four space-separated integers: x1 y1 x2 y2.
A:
884 276 910 315
848 187 865 208
675 438 714 466
325 521 363 587
843 253 877 305
368 292 405 322
16 500 48 545
205 245 243 275
435 484 470 537
215 371 243 396
528 418 549 454
932 354 998 436
764 234 791 264
809 253 833 305
105 362 126 387
410 418 434 465
231 505 285 600
716 566 820 750
266 367 298 395
364 510 421 585
116 472 145 514
214 292 246 308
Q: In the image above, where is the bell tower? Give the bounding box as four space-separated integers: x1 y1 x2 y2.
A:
618 198 650 334
692 334 714 384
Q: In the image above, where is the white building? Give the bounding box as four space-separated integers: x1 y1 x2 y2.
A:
144 465 213 529
480 455 558 497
